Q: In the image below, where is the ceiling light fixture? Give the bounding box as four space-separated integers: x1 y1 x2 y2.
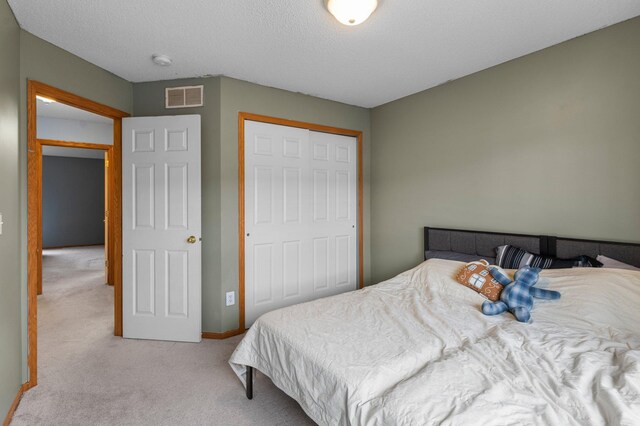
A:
36 95 56 103
152 54 172 66
325 0 378 26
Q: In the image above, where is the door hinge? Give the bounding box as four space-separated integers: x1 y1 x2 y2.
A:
105 159 109 167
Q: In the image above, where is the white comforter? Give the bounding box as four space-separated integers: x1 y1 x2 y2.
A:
229 259 640 426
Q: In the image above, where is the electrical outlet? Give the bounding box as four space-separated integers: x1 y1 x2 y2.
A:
225 291 235 306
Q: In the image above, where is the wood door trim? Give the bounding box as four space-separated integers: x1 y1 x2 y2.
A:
38 139 113 150
239 112 363 137
30 81 129 118
112 118 123 337
202 328 244 340
237 112 364 333
2 383 27 426
38 136 113 288
37 139 113 295
27 80 128 389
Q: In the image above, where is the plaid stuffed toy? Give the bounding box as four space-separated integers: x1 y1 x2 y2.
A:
481 266 560 323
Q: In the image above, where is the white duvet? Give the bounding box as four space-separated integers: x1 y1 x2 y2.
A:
229 259 640 425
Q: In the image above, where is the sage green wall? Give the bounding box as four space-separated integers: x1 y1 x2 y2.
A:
0 0 23 418
219 77 371 332
19 31 133 379
371 17 640 282
133 77 222 333
132 76 370 333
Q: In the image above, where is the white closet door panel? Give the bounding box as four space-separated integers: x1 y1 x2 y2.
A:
313 237 330 290
245 121 309 325
282 240 302 298
335 235 352 287
245 121 357 327
309 131 357 298
283 167 301 223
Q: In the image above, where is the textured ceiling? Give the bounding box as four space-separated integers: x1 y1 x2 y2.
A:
37 99 112 123
9 0 640 107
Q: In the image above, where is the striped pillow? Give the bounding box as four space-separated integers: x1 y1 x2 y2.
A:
495 245 602 269
496 245 554 269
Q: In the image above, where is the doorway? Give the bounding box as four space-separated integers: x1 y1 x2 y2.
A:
26 81 129 389
39 142 110 408
41 143 111 285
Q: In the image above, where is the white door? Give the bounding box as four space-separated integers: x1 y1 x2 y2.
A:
122 115 202 342
245 120 358 326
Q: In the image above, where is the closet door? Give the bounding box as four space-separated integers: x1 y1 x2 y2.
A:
244 121 357 326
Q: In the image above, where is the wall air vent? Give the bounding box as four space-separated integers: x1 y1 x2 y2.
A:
165 85 204 109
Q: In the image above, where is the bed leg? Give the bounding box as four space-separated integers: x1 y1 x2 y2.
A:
246 366 253 400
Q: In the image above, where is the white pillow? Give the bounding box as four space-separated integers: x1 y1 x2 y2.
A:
596 255 640 271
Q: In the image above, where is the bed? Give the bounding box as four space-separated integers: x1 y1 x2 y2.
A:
229 227 640 425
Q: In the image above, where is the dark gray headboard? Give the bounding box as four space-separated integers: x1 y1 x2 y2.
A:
424 227 547 264
424 227 640 268
550 236 640 268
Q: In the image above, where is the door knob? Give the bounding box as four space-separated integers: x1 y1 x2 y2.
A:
187 236 197 244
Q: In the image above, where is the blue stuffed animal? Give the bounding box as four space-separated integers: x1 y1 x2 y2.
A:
481 265 560 322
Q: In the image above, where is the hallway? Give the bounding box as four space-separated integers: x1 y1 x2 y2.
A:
39 246 112 348
11 246 312 426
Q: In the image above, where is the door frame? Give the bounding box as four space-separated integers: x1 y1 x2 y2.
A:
237 112 364 332
39 139 113 278
26 81 129 389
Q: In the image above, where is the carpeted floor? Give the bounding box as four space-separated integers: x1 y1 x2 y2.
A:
12 246 314 426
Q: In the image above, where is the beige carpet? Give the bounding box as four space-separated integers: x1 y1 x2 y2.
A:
12 246 314 426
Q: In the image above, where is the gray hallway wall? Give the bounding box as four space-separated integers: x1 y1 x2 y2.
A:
42 156 105 248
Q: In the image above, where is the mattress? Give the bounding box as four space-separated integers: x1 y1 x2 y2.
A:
229 259 640 425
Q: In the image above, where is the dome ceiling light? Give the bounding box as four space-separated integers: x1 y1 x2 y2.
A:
325 0 378 26
152 54 173 66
